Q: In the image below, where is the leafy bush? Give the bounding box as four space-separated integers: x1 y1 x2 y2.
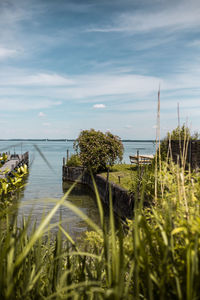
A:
0 163 28 208
0 153 8 167
66 154 81 167
74 129 124 173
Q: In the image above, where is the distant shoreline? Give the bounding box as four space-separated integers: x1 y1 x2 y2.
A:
0 139 156 142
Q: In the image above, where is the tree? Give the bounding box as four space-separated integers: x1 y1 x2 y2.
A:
74 129 124 173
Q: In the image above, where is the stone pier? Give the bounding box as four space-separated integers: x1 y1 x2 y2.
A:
0 152 29 178
62 166 134 219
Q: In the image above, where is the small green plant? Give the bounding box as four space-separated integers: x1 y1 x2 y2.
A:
66 154 81 167
74 129 124 173
0 153 8 166
0 163 28 208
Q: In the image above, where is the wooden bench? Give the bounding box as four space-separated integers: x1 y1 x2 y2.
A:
129 154 154 165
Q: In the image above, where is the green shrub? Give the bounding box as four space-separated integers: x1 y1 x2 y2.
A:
0 163 28 208
74 129 124 173
0 153 8 167
159 124 199 161
66 154 81 167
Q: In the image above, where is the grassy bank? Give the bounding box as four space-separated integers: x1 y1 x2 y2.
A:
100 164 137 190
1 158 200 299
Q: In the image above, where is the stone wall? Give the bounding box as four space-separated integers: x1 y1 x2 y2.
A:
62 166 134 219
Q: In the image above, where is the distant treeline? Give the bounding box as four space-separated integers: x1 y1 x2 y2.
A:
0 139 155 142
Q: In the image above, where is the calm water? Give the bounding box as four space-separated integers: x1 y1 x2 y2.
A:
0 140 155 237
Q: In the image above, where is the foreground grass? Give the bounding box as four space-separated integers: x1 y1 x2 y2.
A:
100 164 137 190
1 160 200 299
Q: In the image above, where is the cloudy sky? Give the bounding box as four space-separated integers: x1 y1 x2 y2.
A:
0 0 200 139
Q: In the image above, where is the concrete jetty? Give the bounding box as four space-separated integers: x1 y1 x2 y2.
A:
0 152 29 179
62 165 134 219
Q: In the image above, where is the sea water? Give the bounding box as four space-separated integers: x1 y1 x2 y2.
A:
0 140 155 237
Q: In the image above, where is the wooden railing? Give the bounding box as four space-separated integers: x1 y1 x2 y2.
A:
129 154 154 165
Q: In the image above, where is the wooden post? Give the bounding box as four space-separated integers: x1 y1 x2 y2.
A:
189 140 192 168
63 157 65 166
118 175 121 184
137 150 140 185
104 167 110 202
137 150 139 168
67 149 69 163
106 167 110 182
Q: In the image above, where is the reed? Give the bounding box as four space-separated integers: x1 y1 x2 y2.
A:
0 143 200 299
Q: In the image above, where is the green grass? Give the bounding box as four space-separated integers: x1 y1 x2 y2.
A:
1 154 200 299
100 164 137 190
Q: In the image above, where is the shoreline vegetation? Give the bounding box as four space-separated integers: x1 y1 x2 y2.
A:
1 125 200 298
0 152 28 209
0 138 156 142
1 153 200 298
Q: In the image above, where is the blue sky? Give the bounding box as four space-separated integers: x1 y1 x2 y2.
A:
0 0 200 139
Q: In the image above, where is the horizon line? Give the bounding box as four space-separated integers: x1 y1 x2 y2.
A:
0 138 156 142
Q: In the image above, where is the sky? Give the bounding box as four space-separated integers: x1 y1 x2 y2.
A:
0 0 200 139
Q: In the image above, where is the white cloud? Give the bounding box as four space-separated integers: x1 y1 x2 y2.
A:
27 73 75 86
38 112 46 117
0 47 17 59
87 1 200 34
0 61 200 116
0 72 75 86
63 74 161 100
0 1 34 56
0 1 32 25
0 99 61 111
0 64 200 103
188 40 200 47
0 70 161 100
93 104 106 109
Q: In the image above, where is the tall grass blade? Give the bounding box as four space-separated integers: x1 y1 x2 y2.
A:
14 179 78 268
34 144 55 173
90 171 104 230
